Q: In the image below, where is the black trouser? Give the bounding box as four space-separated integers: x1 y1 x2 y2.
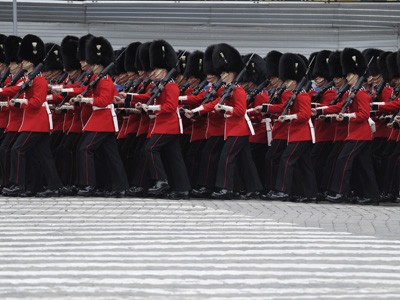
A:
275 141 317 198
185 139 206 188
196 136 225 190
145 134 191 191
55 133 81 186
0 131 19 187
251 142 268 186
382 141 400 195
130 135 150 188
264 139 287 191
371 138 388 192
330 140 379 199
10 132 62 190
311 141 333 192
120 133 138 183
215 136 262 192
320 141 345 192
77 131 128 191
50 130 64 157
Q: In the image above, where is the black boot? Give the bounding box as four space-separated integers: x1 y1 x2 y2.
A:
167 190 190 200
211 189 233 200
36 189 60 198
191 187 211 198
2 185 24 197
77 186 96 197
148 180 170 196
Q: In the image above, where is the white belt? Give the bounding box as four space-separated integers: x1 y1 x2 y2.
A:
92 104 119 132
262 118 273 146
308 119 315 144
42 102 53 130
368 117 376 133
244 113 255 136
176 108 183 134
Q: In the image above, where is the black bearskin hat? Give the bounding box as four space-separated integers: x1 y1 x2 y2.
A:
124 42 141 73
312 50 332 80
341 48 366 76
203 45 218 76
61 35 80 71
44 43 63 72
378 51 391 82
264 50 282 79
183 51 205 81
242 53 267 85
363 48 383 77
114 47 126 75
4 35 22 64
135 42 151 72
0 34 6 64
149 40 178 71
85 36 114 67
76 34 93 62
212 43 244 74
176 50 190 75
387 51 400 80
328 51 345 79
386 52 400 80
279 53 307 82
18 34 45 66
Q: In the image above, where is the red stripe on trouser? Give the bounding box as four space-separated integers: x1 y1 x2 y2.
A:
280 142 299 191
223 137 239 188
150 135 163 180
338 141 359 194
16 132 32 185
85 133 98 186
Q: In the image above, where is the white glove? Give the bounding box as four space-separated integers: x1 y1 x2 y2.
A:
278 114 297 122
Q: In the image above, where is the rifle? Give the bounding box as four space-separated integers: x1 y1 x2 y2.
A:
179 82 190 95
146 51 187 106
388 86 400 102
201 79 223 105
340 57 374 114
5 68 26 87
247 78 270 105
136 78 151 94
0 66 10 87
311 80 335 103
74 49 127 102
329 83 350 105
217 53 256 106
11 44 56 106
55 72 68 84
192 78 209 96
281 56 315 116
370 80 386 103
268 83 286 104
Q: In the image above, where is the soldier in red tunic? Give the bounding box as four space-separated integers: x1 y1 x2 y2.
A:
0 34 62 197
74 36 128 197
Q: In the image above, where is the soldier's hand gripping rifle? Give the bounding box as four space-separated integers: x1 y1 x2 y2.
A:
215 53 255 113
72 49 127 105
10 44 56 108
247 78 270 106
370 80 386 103
339 57 374 114
0 66 11 87
281 56 315 116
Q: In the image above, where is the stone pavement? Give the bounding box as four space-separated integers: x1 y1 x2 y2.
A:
0 197 400 299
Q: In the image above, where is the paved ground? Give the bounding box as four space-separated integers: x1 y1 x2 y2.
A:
1 197 400 299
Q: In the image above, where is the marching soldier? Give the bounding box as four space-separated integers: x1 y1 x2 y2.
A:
140 39 191 199
74 36 128 197
0 34 63 197
320 48 379 204
256 53 317 201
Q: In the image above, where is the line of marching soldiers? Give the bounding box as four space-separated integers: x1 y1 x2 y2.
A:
0 33 399 204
